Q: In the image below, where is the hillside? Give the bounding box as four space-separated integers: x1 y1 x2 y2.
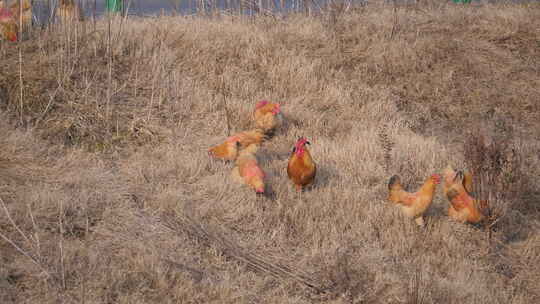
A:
1 3 539 303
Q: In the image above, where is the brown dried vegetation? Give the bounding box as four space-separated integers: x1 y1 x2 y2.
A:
0 3 539 303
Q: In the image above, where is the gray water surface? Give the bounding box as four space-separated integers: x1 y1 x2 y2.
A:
30 0 539 25
34 0 323 19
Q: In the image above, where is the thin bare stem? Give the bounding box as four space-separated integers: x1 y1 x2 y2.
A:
18 40 23 124
1 196 32 248
0 197 55 282
0 231 55 280
58 199 66 290
221 78 231 136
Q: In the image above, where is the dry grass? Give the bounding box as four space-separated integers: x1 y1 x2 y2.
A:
1 3 540 303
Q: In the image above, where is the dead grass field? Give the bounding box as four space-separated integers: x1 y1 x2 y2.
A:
1 2 539 303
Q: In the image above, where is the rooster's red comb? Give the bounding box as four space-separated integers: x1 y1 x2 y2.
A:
255 100 269 109
295 137 310 146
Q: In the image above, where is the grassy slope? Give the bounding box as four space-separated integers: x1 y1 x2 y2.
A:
1 3 539 303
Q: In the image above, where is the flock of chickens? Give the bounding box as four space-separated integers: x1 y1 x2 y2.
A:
389 166 485 227
2 0 486 228
208 101 316 194
0 0 83 42
209 101 485 227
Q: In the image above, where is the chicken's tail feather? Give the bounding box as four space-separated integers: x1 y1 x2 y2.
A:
462 169 474 194
454 170 464 183
253 128 270 143
388 175 401 190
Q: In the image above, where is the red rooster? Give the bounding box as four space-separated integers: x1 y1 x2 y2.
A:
287 137 316 191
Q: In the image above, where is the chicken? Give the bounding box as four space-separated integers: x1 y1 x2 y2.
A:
57 0 84 23
0 0 32 41
8 0 32 31
253 100 283 134
0 6 17 42
0 12 18 42
208 129 266 161
287 137 316 191
231 144 265 194
387 173 441 227
442 166 484 224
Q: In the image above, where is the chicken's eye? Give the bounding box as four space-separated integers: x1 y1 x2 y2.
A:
292 147 296 153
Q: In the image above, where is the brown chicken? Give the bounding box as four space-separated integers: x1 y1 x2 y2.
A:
442 166 485 224
0 5 17 42
231 144 265 194
253 100 283 133
287 137 316 191
388 173 441 227
8 0 31 30
208 129 266 161
57 0 84 23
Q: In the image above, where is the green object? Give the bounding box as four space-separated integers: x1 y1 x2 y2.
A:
106 0 123 13
452 0 471 3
